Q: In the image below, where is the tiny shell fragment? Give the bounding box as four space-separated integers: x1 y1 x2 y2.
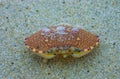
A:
24 24 99 59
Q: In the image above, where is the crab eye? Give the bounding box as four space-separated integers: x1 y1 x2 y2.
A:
46 49 52 53
74 48 81 52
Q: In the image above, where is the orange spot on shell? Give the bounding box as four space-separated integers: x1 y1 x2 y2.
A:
32 48 36 52
45 39 48 42
84 49 88 52
39 51 43 54
90 46 94 50
77 37 80 40
96 42 99 46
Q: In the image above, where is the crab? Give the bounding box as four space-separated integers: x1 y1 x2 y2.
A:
24 24 99 61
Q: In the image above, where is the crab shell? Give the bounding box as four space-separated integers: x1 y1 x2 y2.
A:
24 25 99 59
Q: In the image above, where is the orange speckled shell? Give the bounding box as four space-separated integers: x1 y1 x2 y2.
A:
24 25 99 53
